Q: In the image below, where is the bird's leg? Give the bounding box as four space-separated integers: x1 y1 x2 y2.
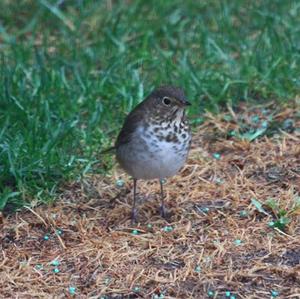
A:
131 178 138 223
159 179 167 218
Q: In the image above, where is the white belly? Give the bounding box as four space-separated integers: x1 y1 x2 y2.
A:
116 126 190 180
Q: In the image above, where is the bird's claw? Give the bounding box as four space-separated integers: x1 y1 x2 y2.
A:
159 204 167 218
131 208 138 224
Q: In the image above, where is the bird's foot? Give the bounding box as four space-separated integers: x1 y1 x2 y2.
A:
131 208 138 224
159 204 167 219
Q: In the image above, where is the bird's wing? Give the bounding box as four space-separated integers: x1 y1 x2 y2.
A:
100 146 116 154
115 108 144 148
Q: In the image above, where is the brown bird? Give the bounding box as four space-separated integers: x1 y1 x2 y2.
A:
111 86 191 222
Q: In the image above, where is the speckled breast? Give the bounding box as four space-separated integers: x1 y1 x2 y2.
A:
116 120 191 180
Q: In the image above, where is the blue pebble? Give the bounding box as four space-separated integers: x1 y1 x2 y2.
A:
268 221 275 227
207 290 214 297
43 235 49 240
234 239 242 246
251 115 260 123
69 286 76 295
239 210 248 217
195 265 201 273
116 179 125 187
51 260 60 266
53 267 60 273
35 264 43 270
163 226 173 232
202 207 210 213
261 120 268 129
56 229 63 235
212 153 221 160
271 290 279 297
225 291 231 297
214 178 224 185
229 130 236 136
230 296 236 299
132 229 139 235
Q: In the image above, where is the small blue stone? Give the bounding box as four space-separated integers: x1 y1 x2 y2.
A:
239 210 248 217
229 130 236 136
282 118 294 130
68 286 76 295
56 229 62 235
207 290 214 297
43 235 49 240
261 120 268 129
133 286 140 292
234 239 242 246
51 260 60 266
163 226 173 232
214 177 223 185
271 290 279 297
132 229 139 235
268 221 275 227
230 296 236 299
202 207 210 213
116 179 125 187
251 115 260 123
53 267 60 273
212 153 221 160
35 264 43 270
147 224 153 229
195 265 201 273
225 291 231 297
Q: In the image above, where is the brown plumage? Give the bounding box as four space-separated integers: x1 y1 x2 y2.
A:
111 85 191 222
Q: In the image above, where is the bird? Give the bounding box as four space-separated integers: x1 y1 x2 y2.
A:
110 85 191 222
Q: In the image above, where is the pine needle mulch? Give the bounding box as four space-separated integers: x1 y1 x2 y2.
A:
1 103 299 299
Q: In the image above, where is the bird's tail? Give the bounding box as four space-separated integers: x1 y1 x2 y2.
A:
100 146 116 154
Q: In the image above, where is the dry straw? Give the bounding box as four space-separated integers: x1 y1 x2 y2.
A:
1 104 299 298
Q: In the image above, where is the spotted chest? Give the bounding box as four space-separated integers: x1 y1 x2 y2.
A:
119 120 191 180
147 120 191 150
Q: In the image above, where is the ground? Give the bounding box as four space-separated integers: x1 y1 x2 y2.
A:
0 104 299 299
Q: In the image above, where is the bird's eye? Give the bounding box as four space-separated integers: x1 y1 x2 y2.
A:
162 97 171 106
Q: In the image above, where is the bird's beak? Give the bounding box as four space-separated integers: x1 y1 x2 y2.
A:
184 100 191 106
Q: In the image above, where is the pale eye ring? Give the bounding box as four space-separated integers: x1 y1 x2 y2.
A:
162 97 171 106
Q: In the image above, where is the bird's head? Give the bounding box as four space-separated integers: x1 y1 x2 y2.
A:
145 85 191 122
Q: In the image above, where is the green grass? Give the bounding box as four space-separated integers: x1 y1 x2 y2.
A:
0 0 299 210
